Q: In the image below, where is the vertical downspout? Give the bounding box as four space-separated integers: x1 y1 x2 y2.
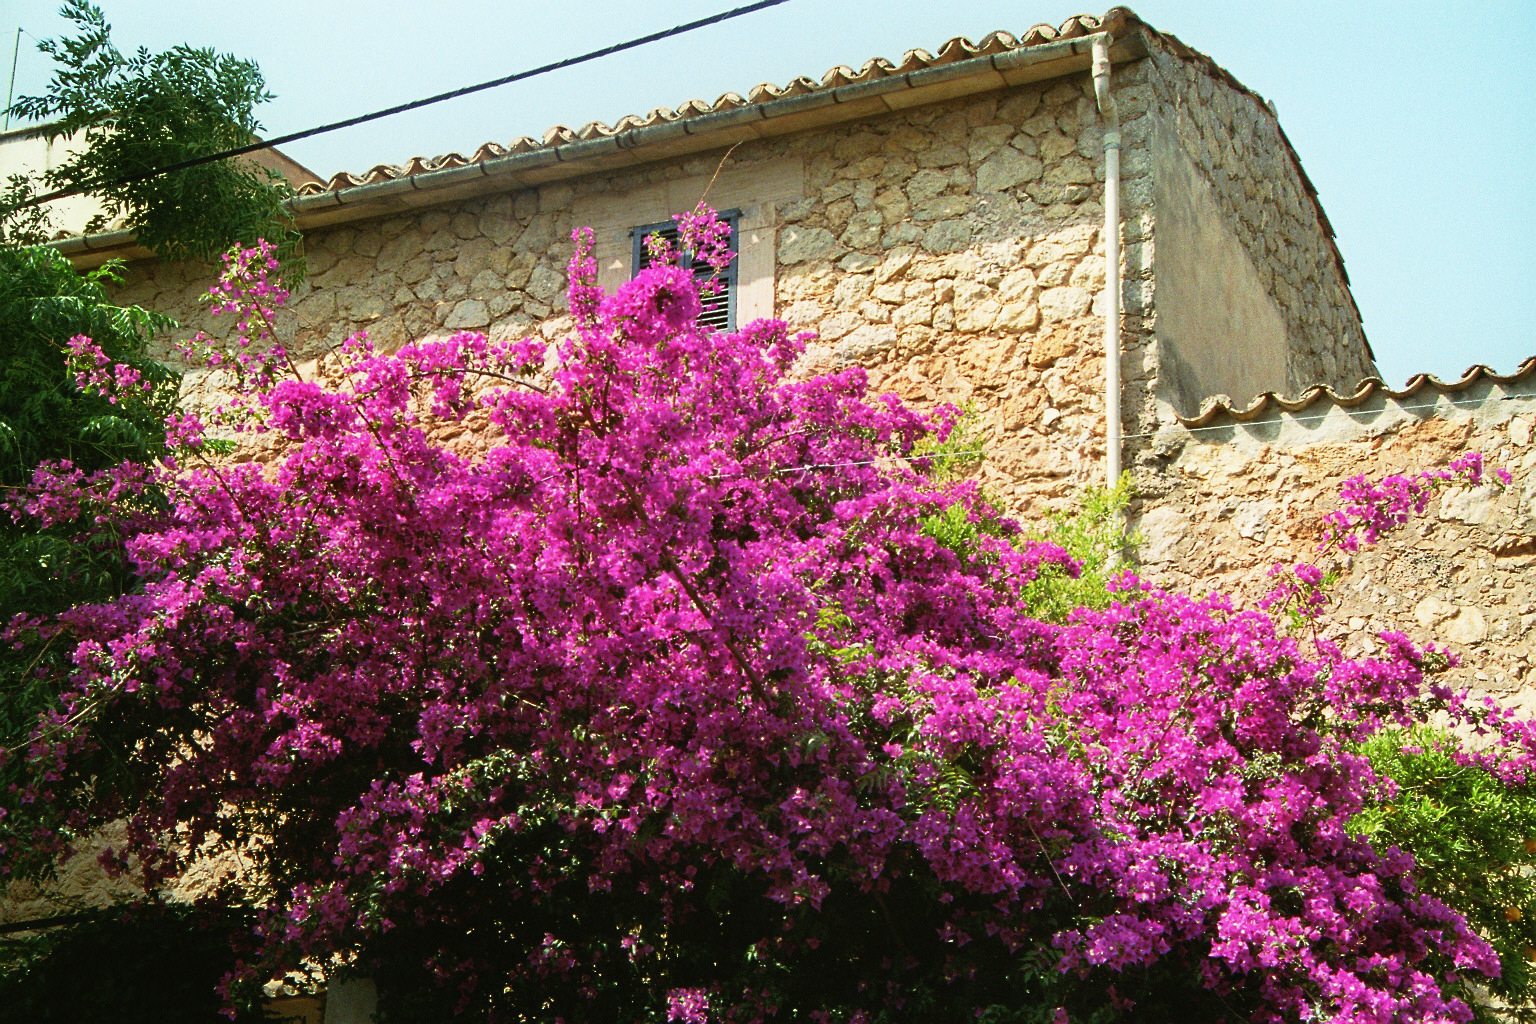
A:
1091 34 1122 487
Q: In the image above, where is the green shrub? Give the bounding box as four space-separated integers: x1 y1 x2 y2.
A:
1353 726 1536 1023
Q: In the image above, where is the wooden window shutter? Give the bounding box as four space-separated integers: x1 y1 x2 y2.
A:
629 210 740 331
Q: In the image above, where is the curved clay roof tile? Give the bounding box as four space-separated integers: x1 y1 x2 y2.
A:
1176 356 1536 428
296 13 1122 198
471 142 509 162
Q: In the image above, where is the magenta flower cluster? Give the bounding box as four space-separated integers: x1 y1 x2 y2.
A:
65 334 153 406
1325 453 1510 552
1 214 1523 1023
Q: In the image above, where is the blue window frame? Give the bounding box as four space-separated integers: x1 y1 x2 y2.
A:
630 210 740 331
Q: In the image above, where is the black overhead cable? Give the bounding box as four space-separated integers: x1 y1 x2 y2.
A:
14 0 795 211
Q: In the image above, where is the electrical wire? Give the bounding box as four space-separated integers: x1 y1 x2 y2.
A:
13 0 795 210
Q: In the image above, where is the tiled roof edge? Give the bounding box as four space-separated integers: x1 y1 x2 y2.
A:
52 12 1144 267
1176 356 1536 428
291 11 1127 196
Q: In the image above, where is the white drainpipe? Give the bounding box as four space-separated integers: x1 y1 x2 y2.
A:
1091 34 1122 487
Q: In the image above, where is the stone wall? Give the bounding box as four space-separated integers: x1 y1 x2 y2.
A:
1131 380 1536 707
1140 38 1377 411
104 44 1374 513
110 67 1172 513
759 65 1161 511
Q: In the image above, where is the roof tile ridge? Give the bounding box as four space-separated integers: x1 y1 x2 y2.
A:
268 13 1128 199
1174 356 1536 428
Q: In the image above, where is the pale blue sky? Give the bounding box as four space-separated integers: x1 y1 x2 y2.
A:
4 1 1532 389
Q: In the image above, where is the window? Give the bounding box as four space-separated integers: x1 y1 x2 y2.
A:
630 210 740 331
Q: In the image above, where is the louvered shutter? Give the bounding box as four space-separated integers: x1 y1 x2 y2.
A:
630 210 740 331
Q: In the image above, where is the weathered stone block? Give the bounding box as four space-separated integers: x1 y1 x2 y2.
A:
996 300 1041 333
1039 285 1092 321
976 148 1044 194
856 300 891 324
892 297 934 327
338 288 389 322
832 275 873 310
915 194 971 222
1028 329 1074 367
781 300 823 327
1044 156 1095 186
915 143 967 168
445 299 491 329
967 124 1014 164
955 298 1000 333
873 248 915 284
1035 262 1074 288
905 168 951 206
840 210 883 249
882 222 924 248
817 311 862 341
779 226 845 264
470 269 504 296
1138 507 1190 564
526 265 564 302
1037 131 1078 163
874 188 910 225
836 323 897 363
921 220 971 254
996 89 1042 124
999 267 1037 302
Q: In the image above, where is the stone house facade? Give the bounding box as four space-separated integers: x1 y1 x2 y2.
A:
11 10 1536 1020
55 7 1376 513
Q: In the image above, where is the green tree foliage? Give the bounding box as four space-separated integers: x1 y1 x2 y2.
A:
1353 726 1536 1023
0 244 177 620
0 246 178 924
1017 473 1135 621
0 6 286 1002
3 0 300 275
913 410 1132 624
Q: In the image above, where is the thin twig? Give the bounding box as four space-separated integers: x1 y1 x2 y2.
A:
696 141 743 209
1024 820 1077 907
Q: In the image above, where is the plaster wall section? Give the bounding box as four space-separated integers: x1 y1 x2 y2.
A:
0 127 108 238
1148 122 1289 412
1141 40 1376 408
110 69 1160 514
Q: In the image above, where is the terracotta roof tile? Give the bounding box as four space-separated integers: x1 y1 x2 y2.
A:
293 12 1115 196
1175 357 1536 428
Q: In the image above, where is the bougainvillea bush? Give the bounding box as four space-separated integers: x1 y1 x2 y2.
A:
1 214 1529 1023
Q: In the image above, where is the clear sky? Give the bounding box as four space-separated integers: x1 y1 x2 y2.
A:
3 0 1532 389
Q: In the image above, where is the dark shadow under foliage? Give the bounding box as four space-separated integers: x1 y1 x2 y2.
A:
0 904 270 1024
